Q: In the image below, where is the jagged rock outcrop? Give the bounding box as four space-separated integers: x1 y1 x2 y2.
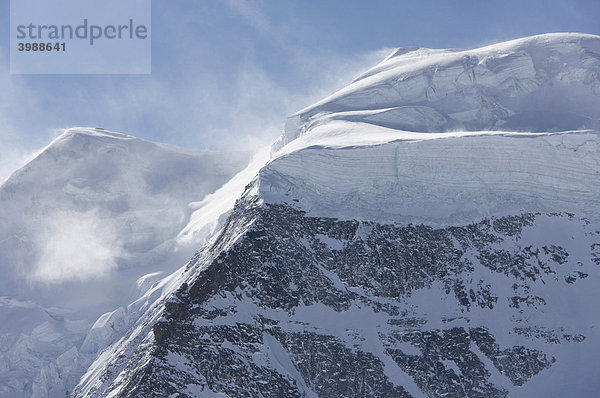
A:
72 195 600 397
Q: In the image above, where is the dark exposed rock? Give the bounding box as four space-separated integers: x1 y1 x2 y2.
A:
592 243 600 265
272 329 412 398
470 327 555 386
387 327 507 398
78 201 597 398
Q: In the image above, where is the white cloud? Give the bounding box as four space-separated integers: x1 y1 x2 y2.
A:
0 49 61 182
31 209 123 284
0 14 390 178
0 145 36 184
223 0 271 36
52 49 388 153
0 0 392 168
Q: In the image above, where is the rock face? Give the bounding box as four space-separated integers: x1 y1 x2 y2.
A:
72 196 600 397
71 33 600 397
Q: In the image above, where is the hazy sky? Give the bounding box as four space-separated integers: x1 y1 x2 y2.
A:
1 0 599 179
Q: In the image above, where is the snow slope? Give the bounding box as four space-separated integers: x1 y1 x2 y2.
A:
0 128 254 397
176 146 271 246
275 32 600 149
261 126 599 226
265 33 600 225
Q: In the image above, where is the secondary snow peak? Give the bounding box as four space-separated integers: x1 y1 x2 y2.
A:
273 32 600 154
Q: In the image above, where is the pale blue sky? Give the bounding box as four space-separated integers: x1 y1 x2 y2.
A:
1 0 599 178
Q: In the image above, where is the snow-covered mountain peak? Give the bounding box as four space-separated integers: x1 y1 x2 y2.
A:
42 127 137 154
0 129 255 397
61 127 136 140
67 34 600 398
263 33 600 226
0 126 255 289
273 32 600 154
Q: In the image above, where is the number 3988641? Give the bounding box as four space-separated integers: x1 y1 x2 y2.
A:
17 42 66 52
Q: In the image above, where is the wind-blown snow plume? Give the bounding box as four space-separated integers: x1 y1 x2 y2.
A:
31 209 123 284
0 127 254 397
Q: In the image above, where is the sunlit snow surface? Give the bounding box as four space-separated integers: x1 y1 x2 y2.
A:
277 32 600 147
266 33 600 225
262 125 599 226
